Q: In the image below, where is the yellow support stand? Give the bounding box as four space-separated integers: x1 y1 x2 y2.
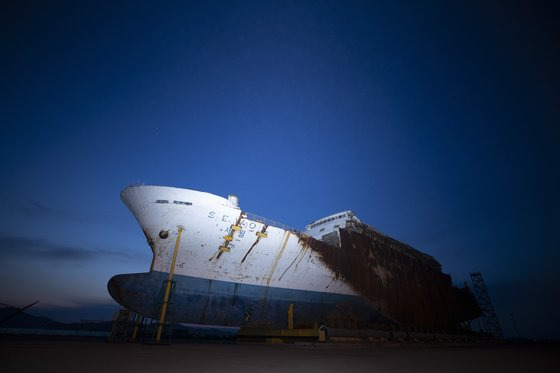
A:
155 225 184 343
237 304 322 344
256 232 268 238
288 304 294 330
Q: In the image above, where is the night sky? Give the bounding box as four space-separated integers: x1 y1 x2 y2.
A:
1 1 558 339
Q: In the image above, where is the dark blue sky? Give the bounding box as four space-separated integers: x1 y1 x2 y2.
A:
1 1 558 338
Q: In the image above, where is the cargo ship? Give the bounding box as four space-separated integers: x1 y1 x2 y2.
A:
108 185 480 330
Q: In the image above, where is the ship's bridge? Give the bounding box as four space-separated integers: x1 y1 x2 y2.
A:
304 211 360 241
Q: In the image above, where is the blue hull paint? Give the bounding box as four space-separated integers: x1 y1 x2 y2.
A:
108 271 389 328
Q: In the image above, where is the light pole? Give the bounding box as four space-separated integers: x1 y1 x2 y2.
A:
509 312 521 338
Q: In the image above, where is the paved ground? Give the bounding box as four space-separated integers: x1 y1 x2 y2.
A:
1 339 558 372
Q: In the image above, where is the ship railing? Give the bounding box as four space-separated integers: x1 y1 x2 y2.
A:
244 212 301 234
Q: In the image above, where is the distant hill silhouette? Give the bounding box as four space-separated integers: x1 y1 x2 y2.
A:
0 305 237 339
0 305 61 328
0 305 112 331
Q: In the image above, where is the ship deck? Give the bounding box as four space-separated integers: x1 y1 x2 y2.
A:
1 338 558 372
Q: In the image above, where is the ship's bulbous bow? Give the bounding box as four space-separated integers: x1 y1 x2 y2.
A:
107 272 163 320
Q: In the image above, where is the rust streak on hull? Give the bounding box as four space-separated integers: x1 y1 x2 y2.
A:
264 231 291 286
241 224 268 263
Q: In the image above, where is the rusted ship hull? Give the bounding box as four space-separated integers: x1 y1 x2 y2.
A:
108 185 479 330
307 227 481 329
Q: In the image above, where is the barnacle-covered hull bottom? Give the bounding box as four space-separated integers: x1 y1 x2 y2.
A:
108 271 392 328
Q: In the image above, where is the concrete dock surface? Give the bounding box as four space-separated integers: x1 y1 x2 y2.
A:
1 339 558 372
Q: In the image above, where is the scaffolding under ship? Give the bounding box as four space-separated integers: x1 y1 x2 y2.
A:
108 185 480 331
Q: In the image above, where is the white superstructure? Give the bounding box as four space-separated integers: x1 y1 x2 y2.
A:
304 211 361 242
